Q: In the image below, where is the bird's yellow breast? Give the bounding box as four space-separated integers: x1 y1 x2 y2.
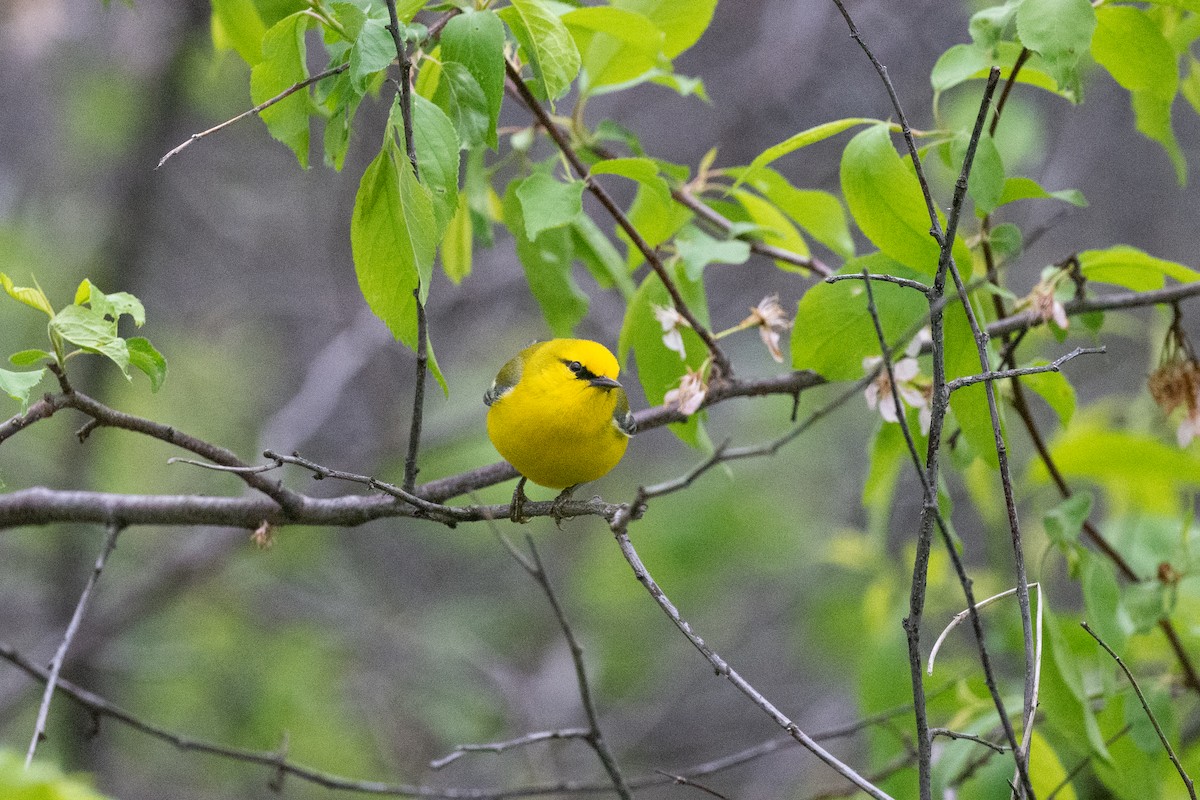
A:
486 340 632 489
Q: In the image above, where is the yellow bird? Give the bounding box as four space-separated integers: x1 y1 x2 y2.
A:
485 339 637 519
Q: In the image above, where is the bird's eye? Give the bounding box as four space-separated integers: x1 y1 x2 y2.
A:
567 361 583 373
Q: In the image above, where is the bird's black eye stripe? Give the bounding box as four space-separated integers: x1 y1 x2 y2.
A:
562 359 597 380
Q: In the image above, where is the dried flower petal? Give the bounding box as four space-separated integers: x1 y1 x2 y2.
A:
664 368 707 415
743 294 792 363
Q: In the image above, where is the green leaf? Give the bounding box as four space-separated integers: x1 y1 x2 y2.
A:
407 95 461 237
1019 358 1076 427
738 118 877 190
349 18 396 92
318 67 365 170
988 222 1023 262
75 279 145 326
250 12 313 167
1041 610 1113 761
1016 0 1096 101
503 182 588 337
1028 730 1078 800
1044 491 1092 547
441 194 473 284
0 367 46 408
351 140 439 347
930 43 991 95
1082 552 1130 650
127 336 167 392
1183 56 1200 116
673 225 750 280
969 2 1019 49
1123 580 1171 633
1093 6 1178 96
1093 5 1186 183
564 6 666 93
613 0 715 58
618 179 693 269
1038 415 1200 512
211 0 267 65
497 0 581 102
514 172 585 240
439 10 505 149
791 253 928 380
729 189 810 271
590 157 671 207
840 124 972 277
1125 683 1177 756
571 214 636 298
0 272 54 317
727 167 854 258
997 176 1087 208
463 147 496 246
618 261 709 447
1077 245 1200 291
50 305 130 377
434 62 491 150
9 349 53 367
933 40 1071 101
424 330 449 397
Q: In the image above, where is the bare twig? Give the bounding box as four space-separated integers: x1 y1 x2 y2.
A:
25 522 123 766
1081 622 1197 799
157 64 348 168
609 513 892 800
827 7 1036 790
502 534 633 799
167 456 285 474
929 728 1008 754
430 728 591 770
653 770 730 800
825 273 931 295
944 346 1105 392
860 271 1027 774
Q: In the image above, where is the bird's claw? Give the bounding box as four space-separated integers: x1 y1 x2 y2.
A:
550 485 577 528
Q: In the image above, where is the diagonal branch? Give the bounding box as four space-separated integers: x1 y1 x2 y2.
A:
502 58 731 378
25 522 123 766
608 511 892 800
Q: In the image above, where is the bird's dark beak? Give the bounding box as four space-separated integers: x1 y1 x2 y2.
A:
589 375 622 390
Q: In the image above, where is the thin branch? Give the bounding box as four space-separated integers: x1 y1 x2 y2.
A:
987 281 1200 340
167 456 285 474
928 728 1008 754
608 513 892 800
157 64 348 168
944 346 1105 392
517 536 633 799
1081 622 1197 799
430 728 591 770
652 770 730 800
25 522 123 766
380 0 430 493
671 186 830 277
502 58 731 378
0 388 305 513
860 271 1027 774
825 273 931 295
